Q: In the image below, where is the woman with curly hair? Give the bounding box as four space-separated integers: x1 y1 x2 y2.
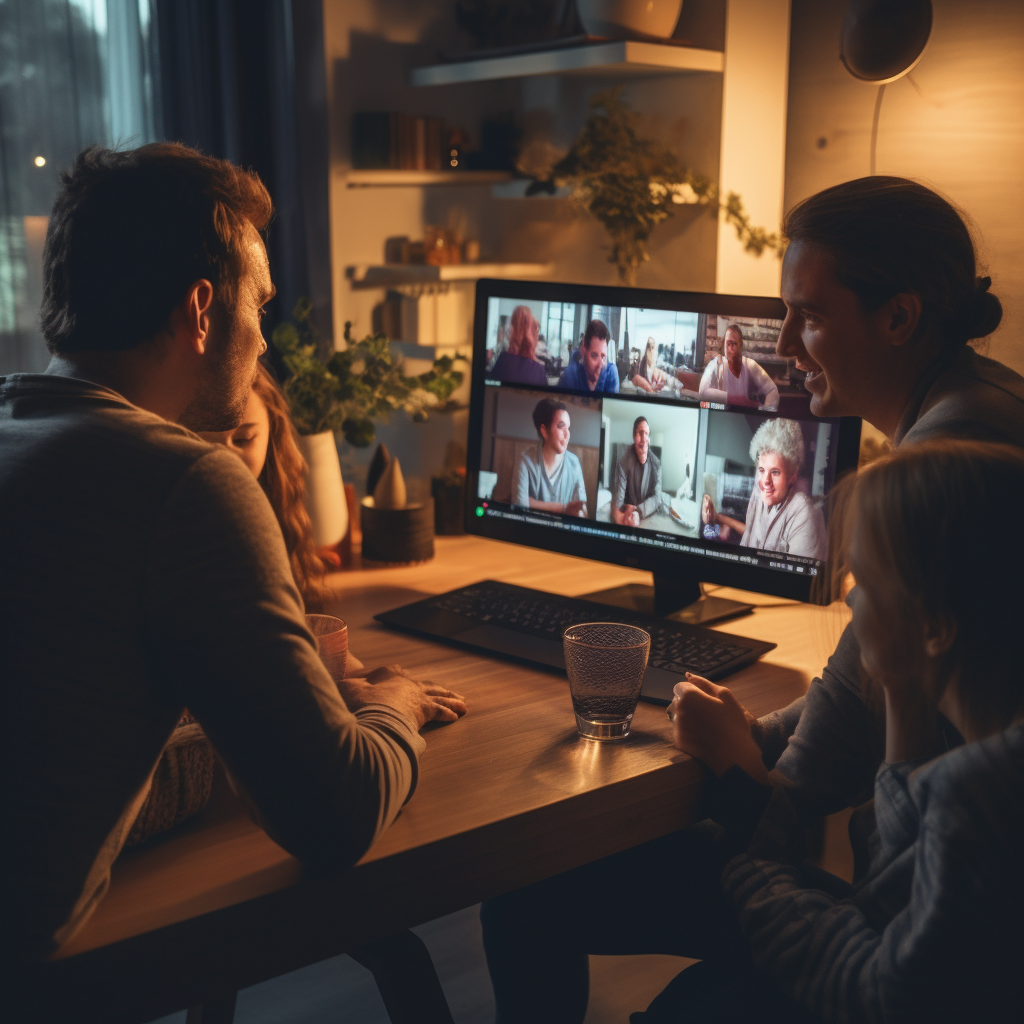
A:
490 304 547 386
701 417 826 560
200 362 328 609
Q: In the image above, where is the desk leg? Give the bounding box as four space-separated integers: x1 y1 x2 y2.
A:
185 991 237 1024
350 930 455 1024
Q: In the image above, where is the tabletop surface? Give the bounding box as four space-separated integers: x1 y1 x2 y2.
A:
44 534 850 1016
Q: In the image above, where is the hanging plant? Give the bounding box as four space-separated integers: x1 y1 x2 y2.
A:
527 88 785 285
271 299 466 447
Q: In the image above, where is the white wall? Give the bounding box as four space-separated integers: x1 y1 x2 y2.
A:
785 0 1024 375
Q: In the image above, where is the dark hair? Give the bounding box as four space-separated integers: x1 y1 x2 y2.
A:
532 397 568 437
582 319 610 348
825 439 1024 735
42 143 273 354
633 415 648 435
784 176 1001 351
723 324 744 344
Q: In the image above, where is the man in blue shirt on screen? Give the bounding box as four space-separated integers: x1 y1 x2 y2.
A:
557 319 619 393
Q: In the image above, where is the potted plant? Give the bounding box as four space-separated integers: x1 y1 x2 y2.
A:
528 88 785 285
271 299 466 547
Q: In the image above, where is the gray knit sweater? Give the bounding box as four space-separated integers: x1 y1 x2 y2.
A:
724 726 1024 1023
1 375 425 960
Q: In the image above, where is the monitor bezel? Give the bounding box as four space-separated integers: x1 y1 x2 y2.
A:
464 278 861 605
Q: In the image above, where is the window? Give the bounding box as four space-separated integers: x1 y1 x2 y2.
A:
0 0 160 373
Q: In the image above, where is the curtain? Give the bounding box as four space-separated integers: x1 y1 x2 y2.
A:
156 0 329 340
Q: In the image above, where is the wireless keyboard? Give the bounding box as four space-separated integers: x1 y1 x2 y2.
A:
375 579 776 705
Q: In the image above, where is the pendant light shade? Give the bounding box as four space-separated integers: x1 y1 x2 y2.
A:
840 0 933 84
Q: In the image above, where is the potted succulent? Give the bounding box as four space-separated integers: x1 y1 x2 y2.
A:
271 299 466 547
528 88 785 285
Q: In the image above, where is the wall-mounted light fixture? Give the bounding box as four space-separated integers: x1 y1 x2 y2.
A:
840 0 933 173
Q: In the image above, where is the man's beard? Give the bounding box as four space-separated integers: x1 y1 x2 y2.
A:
178 312 258 432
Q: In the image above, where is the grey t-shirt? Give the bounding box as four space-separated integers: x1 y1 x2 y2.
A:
514 444 587 510
739 488 826 561
1 374 425 960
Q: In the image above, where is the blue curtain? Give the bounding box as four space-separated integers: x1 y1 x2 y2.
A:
155 0 327 340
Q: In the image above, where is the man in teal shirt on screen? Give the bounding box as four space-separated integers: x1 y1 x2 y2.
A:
557 319 620 393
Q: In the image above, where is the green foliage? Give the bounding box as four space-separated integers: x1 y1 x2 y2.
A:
542 89 785 285
271 301 466 448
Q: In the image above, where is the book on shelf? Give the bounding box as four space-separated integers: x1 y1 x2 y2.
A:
353 112 445 171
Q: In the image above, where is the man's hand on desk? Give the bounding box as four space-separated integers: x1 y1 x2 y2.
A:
668 673 768 784
339 666 468 730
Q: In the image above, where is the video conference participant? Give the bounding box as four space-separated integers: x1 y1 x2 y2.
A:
701 418 826 560
489 305 547 386
611 416 663 526
1 144 465 963
631 337 668 393
514 397 588 517
557 319 620 393
699 324 779 411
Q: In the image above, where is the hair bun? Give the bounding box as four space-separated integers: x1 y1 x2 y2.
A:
963 276 1002 340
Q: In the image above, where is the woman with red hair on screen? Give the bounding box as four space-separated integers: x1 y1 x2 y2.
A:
490 304 548 386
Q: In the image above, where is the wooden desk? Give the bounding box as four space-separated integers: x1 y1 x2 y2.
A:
21 537 849 1023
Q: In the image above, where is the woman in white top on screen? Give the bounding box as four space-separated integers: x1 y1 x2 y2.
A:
513 397 588 517
701 417 826 560
699 325 779 410
632 337 668 393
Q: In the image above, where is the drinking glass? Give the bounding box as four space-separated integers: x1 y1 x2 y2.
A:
562 622 651 740
306 613 349 681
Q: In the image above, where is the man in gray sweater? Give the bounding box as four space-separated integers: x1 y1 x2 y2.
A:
1 144 464 961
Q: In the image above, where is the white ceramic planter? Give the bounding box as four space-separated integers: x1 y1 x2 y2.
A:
297 430 349 547
577 0 684 40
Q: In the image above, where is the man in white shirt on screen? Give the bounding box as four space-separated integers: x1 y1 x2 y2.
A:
699 324 779 410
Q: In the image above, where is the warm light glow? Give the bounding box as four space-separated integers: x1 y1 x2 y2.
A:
33 155 46 167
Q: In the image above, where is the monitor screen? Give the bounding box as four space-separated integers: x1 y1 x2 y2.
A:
464 279 861 606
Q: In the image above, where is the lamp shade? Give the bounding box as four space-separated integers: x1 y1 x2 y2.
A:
840 0 933 84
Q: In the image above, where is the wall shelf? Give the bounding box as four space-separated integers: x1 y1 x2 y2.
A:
343 169 515 187
347 262 553 289
411 40 724 87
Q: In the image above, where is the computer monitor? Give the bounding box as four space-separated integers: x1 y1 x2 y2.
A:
464 278 861 623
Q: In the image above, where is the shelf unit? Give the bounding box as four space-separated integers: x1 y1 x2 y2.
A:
411 40 724 86
347 262 553 289
343 169 515 188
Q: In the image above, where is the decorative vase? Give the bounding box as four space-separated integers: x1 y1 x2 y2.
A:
576 0 684 40
297 430 349 547
360 497 435 565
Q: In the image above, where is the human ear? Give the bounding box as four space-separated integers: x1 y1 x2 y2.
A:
884 292 923 348
183 279 215 355
923 614 956 658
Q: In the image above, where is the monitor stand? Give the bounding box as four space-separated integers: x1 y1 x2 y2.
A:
583 574 753 627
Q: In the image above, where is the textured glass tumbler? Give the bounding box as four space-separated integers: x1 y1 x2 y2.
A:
306 613 348 681
563 622 651 740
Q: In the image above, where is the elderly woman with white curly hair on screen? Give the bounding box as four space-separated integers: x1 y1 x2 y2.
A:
701 417 826 560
